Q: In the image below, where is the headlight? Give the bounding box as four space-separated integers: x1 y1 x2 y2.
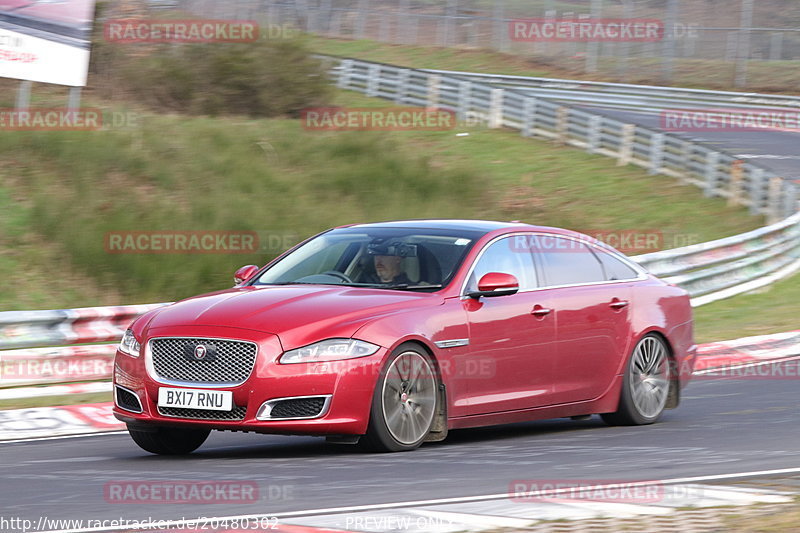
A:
279 338 380 364
118 329 141 357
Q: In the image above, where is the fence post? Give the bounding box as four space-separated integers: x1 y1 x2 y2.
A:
337 59 354 89
444 0 458 47
586 0 602 74
728 160 744 206
522 97 537 138
735 0 754 88
395 69 410 105
661 0 678 84
769 32 784 61
556 107 569 145
397 0 411 44
16 80 32 110
587 115 601 153
704 151 720 197
356 0 369 39
67 87 82 110
488 88 504 129
649 133 664 175
617 123 635 166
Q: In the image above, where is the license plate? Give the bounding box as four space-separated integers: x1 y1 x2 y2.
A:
158 387 233 411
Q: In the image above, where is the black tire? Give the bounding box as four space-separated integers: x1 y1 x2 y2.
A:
361 344 439 452
128 425 211 455
602 334 671 426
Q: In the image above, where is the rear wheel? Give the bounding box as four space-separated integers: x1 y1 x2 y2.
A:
602 334 670 426
362 345 438 452
128 425 210 455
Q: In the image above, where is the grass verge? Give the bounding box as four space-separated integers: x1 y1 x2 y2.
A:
0 89 761 306
693 272 800 344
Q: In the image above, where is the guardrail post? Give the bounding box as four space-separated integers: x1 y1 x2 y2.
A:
556 107 569 145
457 81 472 121
617 123 635 166
522 97 537 138
427 74 441 108
748 167 766 216
587 115 601 154
704 151 720 197
488 88 504 129
649 133 664 175
366 64 381 97
728 160 745 207
785 181 799 217
766 176 784 223
678 140 692 184
336 59 354 89
395 69 410 105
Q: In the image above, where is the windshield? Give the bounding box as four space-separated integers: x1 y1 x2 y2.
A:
252 227 482 291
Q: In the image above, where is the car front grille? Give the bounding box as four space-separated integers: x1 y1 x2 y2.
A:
269 397 328 419
158 405 248 421
150 337 257 385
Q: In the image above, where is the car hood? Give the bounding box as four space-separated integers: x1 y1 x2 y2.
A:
144 285 443 348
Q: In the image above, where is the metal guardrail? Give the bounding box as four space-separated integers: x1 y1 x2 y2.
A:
325 56 799 223
417 69 800 113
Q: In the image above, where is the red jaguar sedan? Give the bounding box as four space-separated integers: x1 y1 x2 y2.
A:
113 220 696 454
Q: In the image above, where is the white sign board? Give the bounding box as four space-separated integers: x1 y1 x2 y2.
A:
0 0 96 87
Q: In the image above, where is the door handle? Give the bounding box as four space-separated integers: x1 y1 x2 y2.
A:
531 305 552 317
609 299 629 310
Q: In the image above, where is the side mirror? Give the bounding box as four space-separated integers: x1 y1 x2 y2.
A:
234 265 260 285
468 272 520 299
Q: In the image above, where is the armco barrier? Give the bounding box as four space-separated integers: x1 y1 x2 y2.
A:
419 68 800 114
633 211 800 306
322 56 799 223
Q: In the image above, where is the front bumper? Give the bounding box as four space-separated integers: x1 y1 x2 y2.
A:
112 325 384 436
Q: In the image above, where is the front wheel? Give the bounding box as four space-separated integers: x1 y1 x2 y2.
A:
602 334 670 426
128 425 210 455
362 345 439 452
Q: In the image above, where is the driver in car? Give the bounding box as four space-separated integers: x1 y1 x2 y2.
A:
367 241 415 285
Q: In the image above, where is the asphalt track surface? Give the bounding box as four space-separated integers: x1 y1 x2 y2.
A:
578 105 800 182
3 362 800 528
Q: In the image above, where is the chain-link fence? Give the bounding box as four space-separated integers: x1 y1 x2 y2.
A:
157 0 800 89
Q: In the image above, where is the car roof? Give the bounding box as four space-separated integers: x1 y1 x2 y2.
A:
339 219 582 238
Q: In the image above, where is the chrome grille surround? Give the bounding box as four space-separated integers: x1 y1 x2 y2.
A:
146 337 258 388
256 395 332 421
